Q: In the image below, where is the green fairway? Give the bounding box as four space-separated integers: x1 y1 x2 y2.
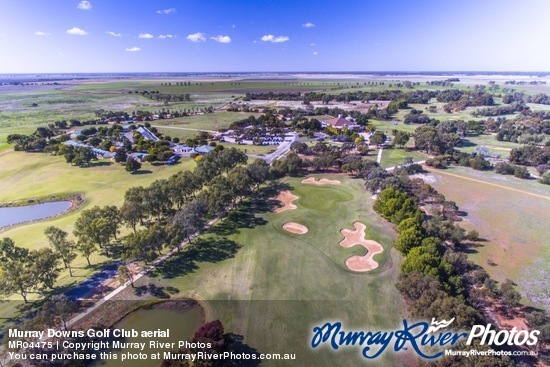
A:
147 175 406 366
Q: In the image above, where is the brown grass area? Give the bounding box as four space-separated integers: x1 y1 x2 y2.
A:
272 190 299 213
282 222 308 234
340 222 384 272
301 177 341 185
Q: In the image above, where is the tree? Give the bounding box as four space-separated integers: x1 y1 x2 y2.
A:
44 226 77 276
123 224 166 264
114 148 128 163
117 265 134 287
126 157 142 173
172 200 207 245
76 240 96 266
74 206 119 257
370 131 386 146
31 248 61 289
120 201 142 233
38 295 78 331
499 280 521 311
393 130 410 148
0 238 36 303
246 159 271 185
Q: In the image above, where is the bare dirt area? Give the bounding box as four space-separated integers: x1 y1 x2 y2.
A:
282 222 308 234
272 190 299 213
340 222 384 272
301 177 341 185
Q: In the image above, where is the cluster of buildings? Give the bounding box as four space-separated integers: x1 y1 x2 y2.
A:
65 125 215 163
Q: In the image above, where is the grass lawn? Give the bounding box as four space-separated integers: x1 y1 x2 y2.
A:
0 151 194 311
425 166 550 309
143 174 407 366
152 111 261 131
379 147 427 168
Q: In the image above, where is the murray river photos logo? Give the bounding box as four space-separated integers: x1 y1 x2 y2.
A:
310 318 540 359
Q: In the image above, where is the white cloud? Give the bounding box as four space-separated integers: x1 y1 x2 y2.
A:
125 47 141 52
232 24 236 28
66 27 88 36
35 31 51 36
138 33 154 39
158 34 176 39
302 22 315 28
106 31 121 37
211 35 231 43
313 51 318 56
0 34 6 38
310 43 316 47
77 1 92 10
261 34 289 43
156 8 176 15
187 32 206 43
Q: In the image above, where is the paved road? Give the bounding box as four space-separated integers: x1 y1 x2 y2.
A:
151 125 217 134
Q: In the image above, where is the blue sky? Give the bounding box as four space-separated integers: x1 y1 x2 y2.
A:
0 0 549 73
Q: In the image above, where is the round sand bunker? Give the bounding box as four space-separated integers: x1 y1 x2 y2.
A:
301 177 341 185
282 222 308 234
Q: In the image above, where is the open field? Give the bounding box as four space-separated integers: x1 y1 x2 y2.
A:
379 148 427 168
0 151 193 285
424 166 550 309
141 175 407 366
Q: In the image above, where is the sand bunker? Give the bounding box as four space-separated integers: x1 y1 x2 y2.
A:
339 222 384 272
273 190 299 213
301 177 341 185
282 222 308 234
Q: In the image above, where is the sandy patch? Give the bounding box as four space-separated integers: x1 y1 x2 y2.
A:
301 177 341 185
409 173 437 184
340 222 384 272
282 222 308 234
273 190 299 213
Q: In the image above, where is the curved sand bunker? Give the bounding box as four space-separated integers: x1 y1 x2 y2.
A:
301 177 341 185
340 222 384 272
273 190 299 213
282 222 308 234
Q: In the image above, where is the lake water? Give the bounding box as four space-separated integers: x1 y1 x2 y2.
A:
93 306 203 367
0 201 72 228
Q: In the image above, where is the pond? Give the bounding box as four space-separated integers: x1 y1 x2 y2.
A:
93 305 203 367
0 201 72 228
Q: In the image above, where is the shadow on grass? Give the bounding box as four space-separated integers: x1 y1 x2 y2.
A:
132 170 153 175
206 181 292 237
154 237 240 279
154 181 292 280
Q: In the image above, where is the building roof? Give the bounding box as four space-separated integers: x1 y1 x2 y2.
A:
324 117 357 128
136 126 160 141
194 145 215 154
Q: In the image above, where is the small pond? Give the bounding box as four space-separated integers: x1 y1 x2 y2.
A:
0 201 72 228
93 305 203 367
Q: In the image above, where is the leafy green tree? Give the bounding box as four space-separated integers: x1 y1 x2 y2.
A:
499 280 521 311
0 238 36 303
393 130 410 148
44 226 77 276
126 157 142 173
74 206 119 257
172 200 207 245
123 224 166 264
31 248 61 289
76 240 96 266
114 148 128 163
